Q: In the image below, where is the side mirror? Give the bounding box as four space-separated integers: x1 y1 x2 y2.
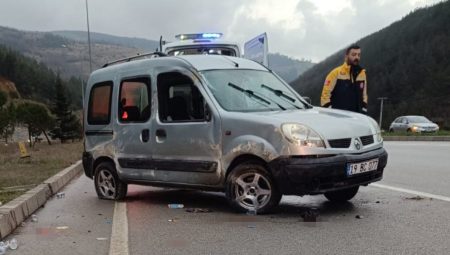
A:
204 103 212 122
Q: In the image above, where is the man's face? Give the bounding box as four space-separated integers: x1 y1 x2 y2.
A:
346 48 361 66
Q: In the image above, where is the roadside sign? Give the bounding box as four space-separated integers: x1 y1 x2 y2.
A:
18 142 30 158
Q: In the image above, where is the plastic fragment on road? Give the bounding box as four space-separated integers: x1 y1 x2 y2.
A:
56 192 65 199
56 226 69 230
168 204 184 209
0 242 6 255
8 238 17 250
31 214 38 222
355 215 364 219
96 237 108 241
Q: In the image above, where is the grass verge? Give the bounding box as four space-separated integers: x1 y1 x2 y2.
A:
0 141 83 204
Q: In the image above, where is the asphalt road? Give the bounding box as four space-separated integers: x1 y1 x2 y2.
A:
7 141 450 255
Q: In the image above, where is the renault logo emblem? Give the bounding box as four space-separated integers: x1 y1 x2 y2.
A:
354 139 362 150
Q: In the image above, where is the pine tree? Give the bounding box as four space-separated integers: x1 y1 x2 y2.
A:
52 74 82 142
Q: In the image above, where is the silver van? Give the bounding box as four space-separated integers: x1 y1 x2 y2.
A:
82 54 388 213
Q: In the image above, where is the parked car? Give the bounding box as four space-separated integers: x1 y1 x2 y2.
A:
82 54 388 213
389 115 439 133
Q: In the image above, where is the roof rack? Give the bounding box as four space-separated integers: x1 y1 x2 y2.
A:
102 52 167 68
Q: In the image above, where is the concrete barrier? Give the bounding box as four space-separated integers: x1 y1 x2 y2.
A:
0 160 82 239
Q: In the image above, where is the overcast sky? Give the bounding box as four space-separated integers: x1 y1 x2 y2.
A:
0 0 443 61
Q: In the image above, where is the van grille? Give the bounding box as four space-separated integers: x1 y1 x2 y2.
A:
328 138 351 148
360 135 374 146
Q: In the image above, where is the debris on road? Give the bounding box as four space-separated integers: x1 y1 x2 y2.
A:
185 208 212 213
31 214 38 222
8 239 17 250
168 204 184 209
0 238 18 254
168 218 179 222
355 215 364 219
56 226 69 230
405 196 425 200
105 219 112 224
96 237 108 241
56 192 65 199
376 201 381 204
0 242 6 255
301 209 319 222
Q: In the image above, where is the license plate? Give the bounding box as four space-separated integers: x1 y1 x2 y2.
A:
347 158 379 176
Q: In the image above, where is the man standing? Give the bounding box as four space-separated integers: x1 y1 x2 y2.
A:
321 44 368 114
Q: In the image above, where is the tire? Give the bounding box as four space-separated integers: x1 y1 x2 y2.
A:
324 186 359 203
94 162 127 200
225 162 281 214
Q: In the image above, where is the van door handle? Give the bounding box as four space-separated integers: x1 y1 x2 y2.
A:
141 129 150 143
156 129 167 138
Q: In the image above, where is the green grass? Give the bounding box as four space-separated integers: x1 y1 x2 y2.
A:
382 130 450 136
0 141 83 204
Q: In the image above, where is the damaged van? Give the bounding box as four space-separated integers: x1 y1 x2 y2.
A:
82 54 388 213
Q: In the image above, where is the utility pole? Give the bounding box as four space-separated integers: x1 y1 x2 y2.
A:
85 0 93 73
377 97 388 128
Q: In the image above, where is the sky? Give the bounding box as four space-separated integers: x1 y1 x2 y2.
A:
0 0 443 62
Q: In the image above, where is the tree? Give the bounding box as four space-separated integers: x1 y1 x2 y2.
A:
52 75 82 142
0 91 15 143
15 100 55 147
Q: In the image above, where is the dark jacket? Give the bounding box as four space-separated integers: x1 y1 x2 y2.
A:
321 62 368 113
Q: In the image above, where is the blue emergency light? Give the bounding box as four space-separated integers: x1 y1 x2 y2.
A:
175 33 223 40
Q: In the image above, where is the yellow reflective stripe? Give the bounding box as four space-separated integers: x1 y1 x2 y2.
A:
321 69 338 106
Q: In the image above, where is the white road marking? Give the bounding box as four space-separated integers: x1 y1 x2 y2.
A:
371 183 450 202
109 202 129 255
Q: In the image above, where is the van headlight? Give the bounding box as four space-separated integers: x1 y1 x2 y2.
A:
368 117 382 142
281 123 325 148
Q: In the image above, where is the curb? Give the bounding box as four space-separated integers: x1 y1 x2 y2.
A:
383 136 450 141
0 160 82 239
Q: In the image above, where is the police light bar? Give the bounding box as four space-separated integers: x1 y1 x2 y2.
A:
175 33 223 40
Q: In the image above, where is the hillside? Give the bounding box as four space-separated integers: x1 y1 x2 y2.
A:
268 53 314 82
0 26 144 80
52 30 160 52
0 45 82 107
0 27 313 83
291 1 450 128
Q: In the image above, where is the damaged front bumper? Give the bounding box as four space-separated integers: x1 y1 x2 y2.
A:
268 147 388 195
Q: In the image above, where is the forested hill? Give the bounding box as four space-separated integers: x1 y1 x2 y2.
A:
0 46 82 108
291 1 450 128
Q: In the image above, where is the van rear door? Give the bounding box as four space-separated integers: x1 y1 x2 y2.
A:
244 32 269 67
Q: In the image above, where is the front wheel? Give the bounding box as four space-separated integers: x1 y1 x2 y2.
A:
94 162 128 200
324 186 359 203
225 162 281 214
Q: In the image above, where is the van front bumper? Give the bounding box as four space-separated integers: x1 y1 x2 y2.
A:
268 147 388 195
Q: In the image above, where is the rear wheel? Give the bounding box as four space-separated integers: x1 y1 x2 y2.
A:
94 162 127 200
324 186 359 203
225 162 281 214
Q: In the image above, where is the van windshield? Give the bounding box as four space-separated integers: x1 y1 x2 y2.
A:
201 69 308 112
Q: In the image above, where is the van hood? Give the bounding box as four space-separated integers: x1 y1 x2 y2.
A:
251 107 375 139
